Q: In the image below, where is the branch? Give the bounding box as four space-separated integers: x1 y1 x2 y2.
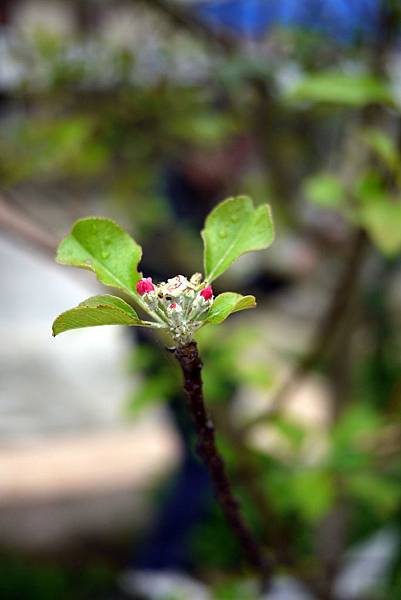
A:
172 341 273 591
0 193 58 256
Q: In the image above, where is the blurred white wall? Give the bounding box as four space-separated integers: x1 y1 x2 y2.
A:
0 233 133 443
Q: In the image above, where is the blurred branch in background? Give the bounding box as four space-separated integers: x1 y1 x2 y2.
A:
0 192 57 256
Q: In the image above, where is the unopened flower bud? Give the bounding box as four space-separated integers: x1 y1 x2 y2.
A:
167 301 183 323
136 277 155 296
200 285 213 301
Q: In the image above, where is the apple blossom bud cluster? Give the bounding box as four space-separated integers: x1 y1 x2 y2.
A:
136 274 214 345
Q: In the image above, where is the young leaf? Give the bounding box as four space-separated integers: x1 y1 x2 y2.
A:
205 292 256 324
56 217 142 296
202 196 274 282
52 295 160 336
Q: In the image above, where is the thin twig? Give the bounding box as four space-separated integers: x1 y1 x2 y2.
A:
172 341 273 592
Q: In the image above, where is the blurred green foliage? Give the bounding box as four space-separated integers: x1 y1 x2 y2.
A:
127 325 274 413
0 556 115 600
288 71 393 106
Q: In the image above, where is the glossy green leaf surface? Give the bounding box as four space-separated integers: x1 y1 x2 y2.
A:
202 196 274 282
56 218 142 296
52 295 157 336
205 292 256 324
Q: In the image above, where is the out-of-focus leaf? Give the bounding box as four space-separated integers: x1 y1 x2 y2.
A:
347 473 401 514
333 404 381 447
205 292 256 324
354 171 384 202
126 346 180 415
329 404 380 472
202 196 274 282
212 579 259 600
289 72 393 106
363 128 400 172
303 173 346 208
291 470 334 521
237 362 274 389
174 113 238 146
2 117 107 183
127 374 178 414
359 198 401 256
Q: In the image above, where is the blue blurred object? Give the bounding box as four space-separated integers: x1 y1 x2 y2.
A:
194 0 381 42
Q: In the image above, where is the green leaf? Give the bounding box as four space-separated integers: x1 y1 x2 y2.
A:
303 173 346 208
79 294 139 314
347 473 401 514
329 404 380 472
52 295 160 336
291 470 334 521
202 196 274 282
359 198 401 256
363 128 400 172
205 292 256 324
333 404 380 447
289 72 393 106
56 217 142 296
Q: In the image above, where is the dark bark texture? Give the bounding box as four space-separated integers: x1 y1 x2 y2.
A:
173 341 272 590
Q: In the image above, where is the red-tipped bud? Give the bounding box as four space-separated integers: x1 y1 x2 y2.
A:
169 303 177 309
200 285 213 301
136 277 155 296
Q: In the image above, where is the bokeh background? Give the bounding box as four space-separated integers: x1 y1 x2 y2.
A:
0 1 400 599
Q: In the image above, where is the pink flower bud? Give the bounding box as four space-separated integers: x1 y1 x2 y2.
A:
136 277 155 296
200 285 213 301
169 303 177 309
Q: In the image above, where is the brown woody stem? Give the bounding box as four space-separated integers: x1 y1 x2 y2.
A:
172 341 273 591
